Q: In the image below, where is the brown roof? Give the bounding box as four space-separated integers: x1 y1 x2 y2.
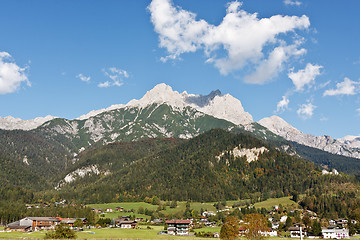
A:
8 225 31 229
166 220 191 224
26 217 59 221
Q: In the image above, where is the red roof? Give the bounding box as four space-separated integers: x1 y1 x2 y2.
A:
166 220 191 224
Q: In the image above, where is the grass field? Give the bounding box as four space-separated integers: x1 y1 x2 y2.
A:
87 200 248 219
253 196 298 209
0 227 287 240
193 226 221 233
0 226 213 239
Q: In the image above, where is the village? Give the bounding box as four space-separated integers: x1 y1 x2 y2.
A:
2 203 353 239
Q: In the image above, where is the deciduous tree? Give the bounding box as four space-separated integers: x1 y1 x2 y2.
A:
243 213 268 240
220 215 239 240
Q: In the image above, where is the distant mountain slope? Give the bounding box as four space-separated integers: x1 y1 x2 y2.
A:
0 129 69 177
0 152 46 190
58 129 323 203
56 138 185 188
259 115 360 159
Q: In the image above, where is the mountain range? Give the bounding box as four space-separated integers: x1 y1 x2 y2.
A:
1 83 359 161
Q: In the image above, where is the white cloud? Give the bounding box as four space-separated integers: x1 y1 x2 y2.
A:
276 95 290 113
323 77 360 96
297 102 316 119
76 73 90 83
284 0 302 6
98 67 129 88
98 81 111 88
245 44 306 84
320 117 328 121
0 52 30 94
288 63 323 91
148 0 310 83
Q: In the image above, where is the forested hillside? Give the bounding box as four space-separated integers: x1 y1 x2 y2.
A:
56 129 357 204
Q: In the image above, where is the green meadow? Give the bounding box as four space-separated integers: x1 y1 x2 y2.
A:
253 197 298 210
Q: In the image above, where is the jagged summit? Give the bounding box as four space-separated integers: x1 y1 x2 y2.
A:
258 115 360 159
258 115 301 136
0 115 56 131
185 89 222 107
0 83 253 130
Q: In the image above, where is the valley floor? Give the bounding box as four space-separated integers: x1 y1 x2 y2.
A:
0 226 285 240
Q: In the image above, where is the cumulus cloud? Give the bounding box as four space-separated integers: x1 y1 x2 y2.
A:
297 102 316 119
245 44 306 84
323 77 360 96
148 0 310 83
98 67 129 88
0 52 30 94
76 73 90 83
288 63 323 91
276 95 290 113
284 0 302 6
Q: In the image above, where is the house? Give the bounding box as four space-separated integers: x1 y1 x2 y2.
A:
6 221 31 232
261 228 278 237
202 211 216 217
335 219 348 227
289 226 307 238
322 227 349 239
115 207 124 211
59 218 76 227
280 215 288 223
329 220 336 226
272 222 280 229
118 221 137 229
166 220 191 236
106 208 113 212
7 217 60 232
239 226 246 236
114 217 136 228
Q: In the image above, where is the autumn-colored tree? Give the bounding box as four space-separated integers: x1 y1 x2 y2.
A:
243 213 268 240
45 224 76 239
220 216 239 240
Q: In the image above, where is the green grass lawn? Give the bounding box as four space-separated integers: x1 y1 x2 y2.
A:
0 226 213 240
253 196 298 209
86 197 296 221
193 226 221 233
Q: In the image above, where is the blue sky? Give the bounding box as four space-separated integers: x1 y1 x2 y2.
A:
0 0 359 139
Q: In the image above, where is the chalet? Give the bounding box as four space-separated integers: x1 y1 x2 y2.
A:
115 207 124 211
289 226 307 238
114 217 136 228
57 217 87 227
261 228 278 237
166 220 191 236
106 208 113 212
7 217 60 232
202 211 216 217
329 220 336 226
335 219 348 227
239 226 246 236
6 221 31 232
280 215 288 223
118 221 137 229
322 227 349 239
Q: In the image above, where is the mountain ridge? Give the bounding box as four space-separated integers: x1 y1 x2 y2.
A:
258 115 360 159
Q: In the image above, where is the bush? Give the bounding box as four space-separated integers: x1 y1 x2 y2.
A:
45 224 76 239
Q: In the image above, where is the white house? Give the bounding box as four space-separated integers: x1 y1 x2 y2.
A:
280 215 288 223
289 227 307 238
322 228 349 239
